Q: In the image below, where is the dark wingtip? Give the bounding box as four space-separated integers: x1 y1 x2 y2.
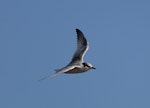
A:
76 28 83 35
75 28 87 44
76 28 80 32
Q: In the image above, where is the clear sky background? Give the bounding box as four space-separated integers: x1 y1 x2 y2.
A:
0 0 150 108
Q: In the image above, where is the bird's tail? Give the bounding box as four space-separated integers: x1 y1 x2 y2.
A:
38 72 58 81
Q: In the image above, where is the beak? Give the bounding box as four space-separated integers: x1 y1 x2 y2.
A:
92 67 96 69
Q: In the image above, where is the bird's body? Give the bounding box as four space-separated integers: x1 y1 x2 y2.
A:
39 28 95 80
58 62 94 74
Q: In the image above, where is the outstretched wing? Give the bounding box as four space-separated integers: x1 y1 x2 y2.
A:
38 65 77 81
70 29 89 64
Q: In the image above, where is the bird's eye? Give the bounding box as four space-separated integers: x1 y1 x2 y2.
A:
83 63 89 67
83 63 87 67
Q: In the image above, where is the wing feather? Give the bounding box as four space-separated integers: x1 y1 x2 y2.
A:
70 29 89 64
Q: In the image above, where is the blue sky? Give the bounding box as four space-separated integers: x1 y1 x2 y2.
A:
0 0 150 108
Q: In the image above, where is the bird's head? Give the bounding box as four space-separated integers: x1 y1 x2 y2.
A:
82 62 96 70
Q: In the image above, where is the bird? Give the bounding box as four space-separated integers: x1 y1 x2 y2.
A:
39 28 95 81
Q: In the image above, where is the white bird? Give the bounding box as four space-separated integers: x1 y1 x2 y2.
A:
39 28 95 81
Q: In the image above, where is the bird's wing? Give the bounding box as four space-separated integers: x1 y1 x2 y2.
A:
70 29 89 64
38 65 78 81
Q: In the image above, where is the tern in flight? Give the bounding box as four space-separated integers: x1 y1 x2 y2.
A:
39 28 95 80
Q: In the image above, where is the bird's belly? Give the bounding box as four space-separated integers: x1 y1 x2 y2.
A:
65 67 88 74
